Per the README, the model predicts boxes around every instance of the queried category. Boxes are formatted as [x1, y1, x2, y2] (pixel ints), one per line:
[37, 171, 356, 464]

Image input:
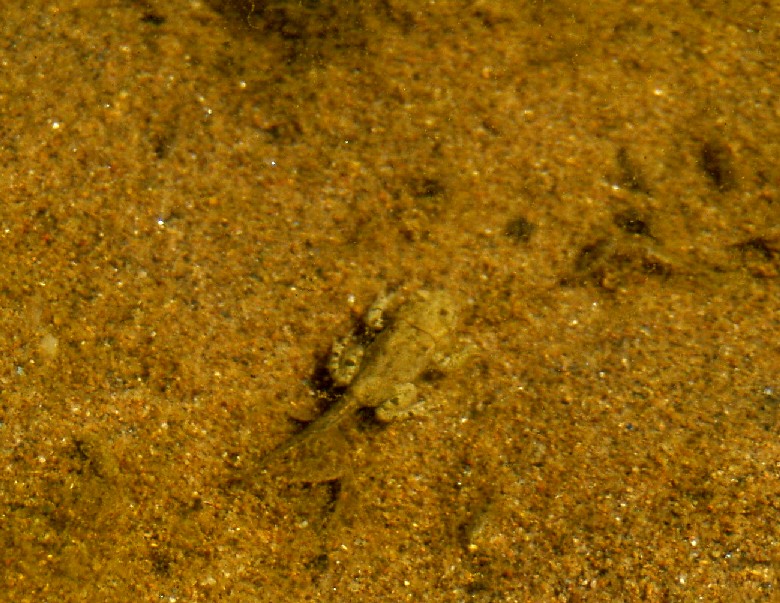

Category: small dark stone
[699, 140, 736, 191]
[733, 236, 777, 260]
[613, 210, 651, 237]
[141, 12, 166, 25]
[150, 549, 172, 576]
[504, 216, 535, 242]
[305, 553, 330, 572]
[574, 240, 608, 272]
[410, 177, 446, 198]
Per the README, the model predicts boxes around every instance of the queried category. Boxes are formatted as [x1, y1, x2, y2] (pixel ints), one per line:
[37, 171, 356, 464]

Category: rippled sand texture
[1, 1, 778, 600]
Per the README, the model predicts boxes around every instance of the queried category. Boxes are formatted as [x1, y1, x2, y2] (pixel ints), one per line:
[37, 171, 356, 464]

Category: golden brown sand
[1, 1, 778, 600]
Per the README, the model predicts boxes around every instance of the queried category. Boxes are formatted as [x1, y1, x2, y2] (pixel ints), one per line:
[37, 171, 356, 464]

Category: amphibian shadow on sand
[238, 289, 472, 528]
